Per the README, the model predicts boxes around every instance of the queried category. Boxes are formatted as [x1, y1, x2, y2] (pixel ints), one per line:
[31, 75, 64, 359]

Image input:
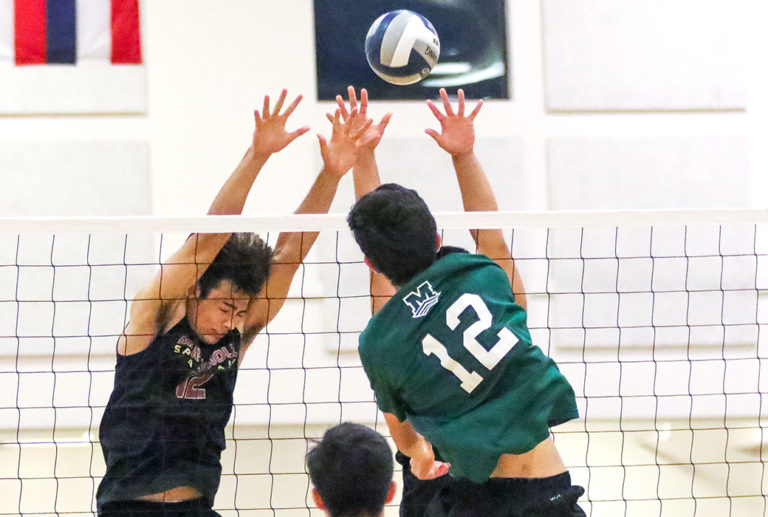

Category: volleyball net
[1, 210, 767, 516]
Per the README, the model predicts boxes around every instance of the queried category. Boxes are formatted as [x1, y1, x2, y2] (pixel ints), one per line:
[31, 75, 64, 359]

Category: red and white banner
[2, 0, 141, 65]
[0, 0, 145, 113]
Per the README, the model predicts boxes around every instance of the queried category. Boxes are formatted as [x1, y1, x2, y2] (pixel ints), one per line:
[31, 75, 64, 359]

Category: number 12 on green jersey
[421, 293, 518, 394]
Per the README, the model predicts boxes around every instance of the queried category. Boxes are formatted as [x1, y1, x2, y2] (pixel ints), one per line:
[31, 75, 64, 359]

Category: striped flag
[5, 0, 141, 66]
[0, 0, 144, 113]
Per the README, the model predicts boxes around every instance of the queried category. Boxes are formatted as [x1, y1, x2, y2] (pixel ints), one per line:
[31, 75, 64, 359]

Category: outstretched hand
[251, 89, 310, 156]
[330, 86, 392, 153]
[425, 88, 482, 158]
[318, 108, 374, 177]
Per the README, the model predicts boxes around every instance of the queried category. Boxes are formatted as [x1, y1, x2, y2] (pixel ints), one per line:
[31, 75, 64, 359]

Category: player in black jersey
[97, 90, 373, 516]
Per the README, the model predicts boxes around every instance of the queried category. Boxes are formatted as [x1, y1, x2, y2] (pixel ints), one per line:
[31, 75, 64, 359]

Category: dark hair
[306, 423, 394, 517]
[197, 233, 273, 298]
[347, 184, 437, 286]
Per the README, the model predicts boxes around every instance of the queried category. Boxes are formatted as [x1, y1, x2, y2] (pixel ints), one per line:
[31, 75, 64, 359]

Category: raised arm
[346, 89, 449, 479]
[425, 88, 526, 310]
[333, 87, 392, 200]
[242, 107, 373, 345]
[120, 90, 308, 356]
[334, 87, 396, 314]
[208, 90, 309, 216]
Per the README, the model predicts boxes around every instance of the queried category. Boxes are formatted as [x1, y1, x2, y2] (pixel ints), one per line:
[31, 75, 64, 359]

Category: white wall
[3, 0, 766, 218]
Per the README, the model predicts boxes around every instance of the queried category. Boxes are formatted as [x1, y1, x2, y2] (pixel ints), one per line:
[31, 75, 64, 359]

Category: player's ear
[435, 233, 442, 251]
[364, 256, 380, 273]
[311, 488, 326, 510]
[187, 283, 200, 299]
[385, 481, 397, 503]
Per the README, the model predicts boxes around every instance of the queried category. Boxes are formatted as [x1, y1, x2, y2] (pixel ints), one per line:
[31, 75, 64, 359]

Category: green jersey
[358, 252, 578, 483]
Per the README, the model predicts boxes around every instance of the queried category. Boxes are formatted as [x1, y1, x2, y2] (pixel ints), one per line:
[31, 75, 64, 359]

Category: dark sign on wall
[314, 0, 509, 100]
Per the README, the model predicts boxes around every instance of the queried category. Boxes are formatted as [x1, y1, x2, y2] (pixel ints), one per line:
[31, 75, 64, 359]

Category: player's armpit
[237, 329, 262, 366]
[117, 324, 154, 357]
[241, 322, 264, 349]
[117, 233, 230, 356]
[119, 281, 189, 356]
[239, 297, 271, 365]
[238, 256, 303, 364]
[479, 243, 527, 312]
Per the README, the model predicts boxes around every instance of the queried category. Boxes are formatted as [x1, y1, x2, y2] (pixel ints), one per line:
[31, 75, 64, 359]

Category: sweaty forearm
[397, 433, 432, 461]
[453, 152, 526, 304]
[273, 169, 342, 262]
[353, 152, 382, 200]
[452, 152, 504, 248]
[208, 148, 269, 216]
[452, 152, 498, 213]
[384, 413, 431, 459]
[293, 168, 342, 216]
[353, 151, 395, 313]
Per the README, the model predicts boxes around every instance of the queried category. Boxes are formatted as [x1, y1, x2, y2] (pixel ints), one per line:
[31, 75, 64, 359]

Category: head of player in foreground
[307, 422, 396, 517]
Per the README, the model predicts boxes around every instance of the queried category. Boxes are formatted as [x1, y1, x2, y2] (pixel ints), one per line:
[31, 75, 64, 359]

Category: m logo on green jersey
[403, 281, 441, 318]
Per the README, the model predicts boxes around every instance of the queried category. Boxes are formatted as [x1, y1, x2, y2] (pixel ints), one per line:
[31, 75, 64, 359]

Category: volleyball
[364, 10, 440, 85]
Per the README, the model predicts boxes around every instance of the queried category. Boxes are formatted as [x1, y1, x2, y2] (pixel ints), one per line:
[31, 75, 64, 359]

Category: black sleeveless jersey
[97, 317, 240, 508]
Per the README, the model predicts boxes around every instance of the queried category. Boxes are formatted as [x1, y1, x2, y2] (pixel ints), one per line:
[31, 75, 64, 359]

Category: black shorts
[397, 451, 455, 517]
[99, 498, 221, 517]
[397, 452, 585, 517]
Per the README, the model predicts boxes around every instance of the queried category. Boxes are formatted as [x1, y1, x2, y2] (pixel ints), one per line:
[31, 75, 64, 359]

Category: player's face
[189, 279, 250, 344]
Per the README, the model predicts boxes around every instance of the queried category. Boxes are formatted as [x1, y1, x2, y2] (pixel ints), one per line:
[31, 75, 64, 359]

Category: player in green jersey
[341, 87, 586, 516]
